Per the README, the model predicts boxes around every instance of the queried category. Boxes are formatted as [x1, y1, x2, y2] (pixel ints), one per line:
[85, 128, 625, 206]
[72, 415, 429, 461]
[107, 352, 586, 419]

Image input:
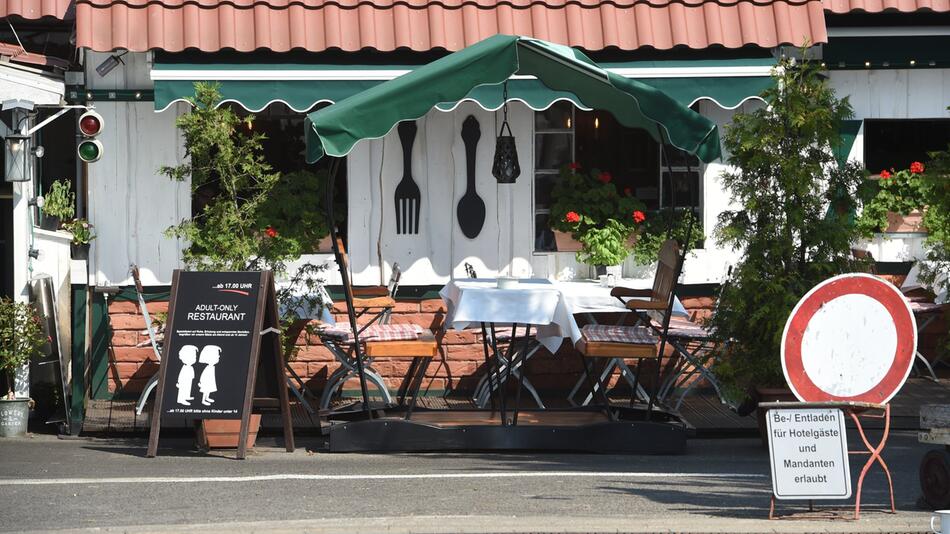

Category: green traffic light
[78, 140, 101, 162]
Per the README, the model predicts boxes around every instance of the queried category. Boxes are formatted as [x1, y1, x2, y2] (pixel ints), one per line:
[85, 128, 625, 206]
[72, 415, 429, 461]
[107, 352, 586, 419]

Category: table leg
[511, 324, 533, 426]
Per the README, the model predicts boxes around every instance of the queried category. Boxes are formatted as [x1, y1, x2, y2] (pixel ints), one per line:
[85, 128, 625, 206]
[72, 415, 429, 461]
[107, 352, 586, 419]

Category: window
[864, 119, 950, 174]
[533, 102, 702, 252]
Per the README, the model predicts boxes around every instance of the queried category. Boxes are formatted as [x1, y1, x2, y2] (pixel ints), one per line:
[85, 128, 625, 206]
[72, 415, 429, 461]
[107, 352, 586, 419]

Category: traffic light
[77, 110, 103, 163]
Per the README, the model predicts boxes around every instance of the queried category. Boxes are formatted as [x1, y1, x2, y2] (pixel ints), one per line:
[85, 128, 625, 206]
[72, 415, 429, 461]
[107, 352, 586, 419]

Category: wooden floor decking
[79, 377, 948, 435]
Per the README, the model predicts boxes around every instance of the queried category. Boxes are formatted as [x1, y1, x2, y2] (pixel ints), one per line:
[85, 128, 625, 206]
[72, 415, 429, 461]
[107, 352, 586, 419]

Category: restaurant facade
[4, 0, 949, 427]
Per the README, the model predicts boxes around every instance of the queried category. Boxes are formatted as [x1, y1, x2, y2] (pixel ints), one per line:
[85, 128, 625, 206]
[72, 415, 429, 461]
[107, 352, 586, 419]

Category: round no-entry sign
[781, 273, 917, 404]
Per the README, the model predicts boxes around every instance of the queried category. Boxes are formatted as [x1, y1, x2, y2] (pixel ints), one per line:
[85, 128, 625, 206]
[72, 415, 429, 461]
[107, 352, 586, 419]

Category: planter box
[197, 414, 261, 449]
[885, 210, 925, 233]
[553, 230, 582, 252]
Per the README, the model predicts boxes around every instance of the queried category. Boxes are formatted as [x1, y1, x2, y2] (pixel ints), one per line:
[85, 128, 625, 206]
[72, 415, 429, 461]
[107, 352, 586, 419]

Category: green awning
[152, 56, 773, 113]
[305, 35, 722, 164]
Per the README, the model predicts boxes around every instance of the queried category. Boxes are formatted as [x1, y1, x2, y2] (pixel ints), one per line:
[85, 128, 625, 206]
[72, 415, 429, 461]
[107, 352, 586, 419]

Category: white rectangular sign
[766, 408, 851, 500]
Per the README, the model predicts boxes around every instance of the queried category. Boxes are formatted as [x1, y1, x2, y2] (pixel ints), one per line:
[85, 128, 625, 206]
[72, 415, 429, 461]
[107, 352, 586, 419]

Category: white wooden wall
[86, 101, 190, 286]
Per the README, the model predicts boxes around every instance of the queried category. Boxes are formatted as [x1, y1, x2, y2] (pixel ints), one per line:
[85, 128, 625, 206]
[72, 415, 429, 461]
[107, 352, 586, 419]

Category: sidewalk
[0, 431, 936, 533]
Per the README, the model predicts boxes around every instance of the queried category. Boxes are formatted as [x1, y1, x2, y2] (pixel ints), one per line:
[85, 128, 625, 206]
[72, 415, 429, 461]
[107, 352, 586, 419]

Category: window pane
[864, 119, 950, 173]
[662, 171, 700, 209]
[661, 145, 700, 168]
[535, 134, 572, 170]
[534, 174, 557, 210]
[535, 102, 573, 130]
[535, 213, 556, 252]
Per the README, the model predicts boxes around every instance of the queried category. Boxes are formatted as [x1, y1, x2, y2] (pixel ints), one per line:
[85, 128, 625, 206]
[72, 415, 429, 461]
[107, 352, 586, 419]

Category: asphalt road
[0, 430, 938, 533]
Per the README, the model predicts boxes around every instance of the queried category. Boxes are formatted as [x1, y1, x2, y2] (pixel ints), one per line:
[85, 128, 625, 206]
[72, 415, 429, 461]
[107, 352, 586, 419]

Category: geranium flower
[879, 170, 891, 180]
[598, 171, 612, 184]
[910, 161, 925, 174]
[564, 211, 581, 224]
[264, 226, 278, 238]
[568, 162, 581, 171]
[632, 211, 646, 224]
[624, 187, 632, 196]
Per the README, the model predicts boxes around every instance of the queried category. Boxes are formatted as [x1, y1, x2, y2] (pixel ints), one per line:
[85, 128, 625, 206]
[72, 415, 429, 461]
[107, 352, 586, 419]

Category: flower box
[553, 230, 582, 252]
[196, 414, 262, 449]
[884, 210, 925, 233]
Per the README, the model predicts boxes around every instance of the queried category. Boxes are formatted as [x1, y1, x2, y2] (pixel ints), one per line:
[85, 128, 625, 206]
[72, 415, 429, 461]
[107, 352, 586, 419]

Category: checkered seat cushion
[580, 325, 658, 345]
[319, 323, 424, 343]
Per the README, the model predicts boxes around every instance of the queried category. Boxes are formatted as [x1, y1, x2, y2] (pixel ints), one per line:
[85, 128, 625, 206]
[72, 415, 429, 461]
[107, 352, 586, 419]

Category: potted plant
[549, 163, 647, 275]
[0, 298, 46, 437]
[709, 53, 866, 431]
[40, 179, 75, 231]
[856, 163, 928, 235]
[258, 168, 343, 254]
[62, 218, 96, 260]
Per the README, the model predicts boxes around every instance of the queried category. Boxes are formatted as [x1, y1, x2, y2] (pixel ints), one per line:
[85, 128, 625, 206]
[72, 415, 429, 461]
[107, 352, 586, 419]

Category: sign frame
[146, 270, 294, 459]
[766, 407, 852, 501]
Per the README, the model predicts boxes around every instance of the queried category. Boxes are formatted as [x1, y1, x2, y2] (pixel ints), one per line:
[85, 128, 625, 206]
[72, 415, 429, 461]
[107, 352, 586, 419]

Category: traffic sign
[767, 408, 851, 500]
[781, 273, 916, 404]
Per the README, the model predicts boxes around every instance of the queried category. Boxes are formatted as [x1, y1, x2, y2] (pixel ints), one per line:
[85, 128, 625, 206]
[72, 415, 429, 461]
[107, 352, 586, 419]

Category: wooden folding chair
[575, 239, 685, 420]
[320, 238, 438, 416]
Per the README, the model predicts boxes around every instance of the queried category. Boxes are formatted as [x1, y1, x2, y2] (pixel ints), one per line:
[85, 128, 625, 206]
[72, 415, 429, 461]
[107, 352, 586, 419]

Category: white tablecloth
[441, 279, 688, 354]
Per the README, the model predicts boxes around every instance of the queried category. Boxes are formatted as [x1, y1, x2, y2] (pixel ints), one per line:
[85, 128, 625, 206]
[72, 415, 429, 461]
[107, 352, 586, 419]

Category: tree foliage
[710, 55, 866, 400]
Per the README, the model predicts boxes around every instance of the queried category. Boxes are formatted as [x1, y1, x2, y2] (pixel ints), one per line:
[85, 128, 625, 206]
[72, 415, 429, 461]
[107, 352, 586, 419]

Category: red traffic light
[78, 111, 103, 137]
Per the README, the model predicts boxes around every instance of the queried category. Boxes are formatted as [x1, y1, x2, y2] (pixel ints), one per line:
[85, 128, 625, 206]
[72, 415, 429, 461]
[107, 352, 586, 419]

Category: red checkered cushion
[320, 323, 424, 343]
[581, 325, 657, 345]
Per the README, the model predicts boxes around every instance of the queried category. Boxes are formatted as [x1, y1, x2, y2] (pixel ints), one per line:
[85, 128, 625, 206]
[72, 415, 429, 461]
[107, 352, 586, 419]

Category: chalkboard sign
[147, 270, 294, 459]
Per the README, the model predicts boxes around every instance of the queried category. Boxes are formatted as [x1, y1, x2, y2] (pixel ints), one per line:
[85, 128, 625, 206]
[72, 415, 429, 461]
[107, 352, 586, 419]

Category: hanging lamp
[491, 82, 521, 184]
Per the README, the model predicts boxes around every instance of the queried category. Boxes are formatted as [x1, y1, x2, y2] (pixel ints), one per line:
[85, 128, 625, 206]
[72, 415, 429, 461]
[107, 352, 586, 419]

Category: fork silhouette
[395, 121, 421, 234]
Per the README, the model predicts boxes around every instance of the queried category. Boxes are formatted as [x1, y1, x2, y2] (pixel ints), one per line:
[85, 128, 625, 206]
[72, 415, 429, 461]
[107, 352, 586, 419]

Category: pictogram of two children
[176, 345, 221, 406]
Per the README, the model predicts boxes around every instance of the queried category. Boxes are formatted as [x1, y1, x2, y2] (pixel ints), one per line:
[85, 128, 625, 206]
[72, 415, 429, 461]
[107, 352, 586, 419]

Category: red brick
[294, 345, 337, 362]
[109, 314, 146, 330]
[440, 330, 477, 345]
[108, 301, 138, 314]
[446, 361, 478, 376]
[392, 301, 421, 313]
[445, 345, 486, 361]
[113, 347, 154, 363]
[111, 330, 139, 347]
[420, 300, 447, 313]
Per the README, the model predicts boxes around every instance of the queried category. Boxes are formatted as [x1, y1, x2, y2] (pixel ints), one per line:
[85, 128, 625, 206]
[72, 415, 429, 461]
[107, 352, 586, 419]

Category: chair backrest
[388, 263, 402, 296]
[652, 239, 680, 304]
[464, 262, 478, 278]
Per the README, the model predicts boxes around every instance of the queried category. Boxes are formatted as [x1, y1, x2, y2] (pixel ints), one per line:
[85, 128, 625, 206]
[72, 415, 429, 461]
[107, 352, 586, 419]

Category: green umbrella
[305, 34, 722, 164]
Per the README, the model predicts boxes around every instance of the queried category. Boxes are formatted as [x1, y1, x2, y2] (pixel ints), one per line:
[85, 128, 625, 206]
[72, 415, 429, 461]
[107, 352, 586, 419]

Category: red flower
[564, 211, 581, 224]
[598, 171, 612, 184]
[624, 187, 632, 196]
[264, 226, 278, 238]
[568, 162, 581, 171]
[632, 210, 646, 224]
[879, 170, 892, 180]
[910, 161, 925, 174]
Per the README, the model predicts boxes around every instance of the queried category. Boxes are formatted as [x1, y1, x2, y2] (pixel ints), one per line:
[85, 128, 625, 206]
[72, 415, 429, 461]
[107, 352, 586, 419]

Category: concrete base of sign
[760, 401, 896, 520]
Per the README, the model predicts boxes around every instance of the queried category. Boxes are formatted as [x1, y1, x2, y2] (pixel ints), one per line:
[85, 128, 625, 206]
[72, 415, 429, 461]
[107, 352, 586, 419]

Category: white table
[441, 278, 689, 414]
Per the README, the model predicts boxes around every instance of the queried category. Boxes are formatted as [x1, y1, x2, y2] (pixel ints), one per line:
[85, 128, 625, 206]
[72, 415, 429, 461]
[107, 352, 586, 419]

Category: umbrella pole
[325, 157, 373, 418]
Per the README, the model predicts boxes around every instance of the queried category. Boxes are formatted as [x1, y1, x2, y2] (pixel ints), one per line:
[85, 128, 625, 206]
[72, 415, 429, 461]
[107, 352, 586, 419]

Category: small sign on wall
[767, 408, 851, 500]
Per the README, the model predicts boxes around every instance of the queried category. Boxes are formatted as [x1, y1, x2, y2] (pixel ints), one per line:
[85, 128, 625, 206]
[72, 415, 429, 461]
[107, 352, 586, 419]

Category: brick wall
[103, 288, 947, 396]
[105, 295, 718, 395]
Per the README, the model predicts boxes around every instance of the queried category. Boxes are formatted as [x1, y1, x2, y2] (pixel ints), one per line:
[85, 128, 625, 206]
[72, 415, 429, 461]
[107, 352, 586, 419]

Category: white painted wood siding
[87, 101, 189, 286]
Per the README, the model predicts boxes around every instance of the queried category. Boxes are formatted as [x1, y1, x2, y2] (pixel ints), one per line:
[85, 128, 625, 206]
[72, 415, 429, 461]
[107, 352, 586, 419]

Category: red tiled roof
[823, 0, 949, 12]
[0, 41, 72, 68]
[76, 0, 828, 53]
[0, 0, 71, 18]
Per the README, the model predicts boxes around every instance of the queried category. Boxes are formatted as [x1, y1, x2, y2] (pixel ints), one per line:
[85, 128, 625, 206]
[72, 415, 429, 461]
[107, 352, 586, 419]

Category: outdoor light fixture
[491, 83, 521, 184]
[4, 134, 31, 182]
[95, 52, 127, 77]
